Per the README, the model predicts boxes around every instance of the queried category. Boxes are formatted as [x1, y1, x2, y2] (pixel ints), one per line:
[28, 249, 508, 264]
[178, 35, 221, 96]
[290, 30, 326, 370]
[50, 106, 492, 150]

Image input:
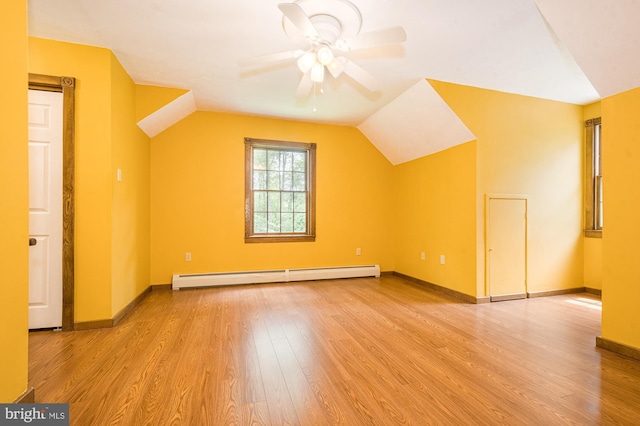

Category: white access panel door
[28, 89, 63, 329]
[487, 197, 527, 301]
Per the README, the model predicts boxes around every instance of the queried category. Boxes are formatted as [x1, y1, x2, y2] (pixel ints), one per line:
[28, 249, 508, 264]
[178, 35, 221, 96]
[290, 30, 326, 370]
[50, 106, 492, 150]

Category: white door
[28, 89, 63, 329]
[487, 197, 527, 301]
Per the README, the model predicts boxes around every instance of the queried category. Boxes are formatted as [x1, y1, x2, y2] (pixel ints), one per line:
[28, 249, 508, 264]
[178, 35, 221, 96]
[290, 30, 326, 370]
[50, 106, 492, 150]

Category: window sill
[245, 234, 316, 243]
[584, 229, 602, 239]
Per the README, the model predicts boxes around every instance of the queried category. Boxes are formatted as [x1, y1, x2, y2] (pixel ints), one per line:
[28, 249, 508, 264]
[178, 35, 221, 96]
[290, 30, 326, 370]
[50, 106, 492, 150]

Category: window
[585, 117, 602, 237]
[245, 138, 316, 243]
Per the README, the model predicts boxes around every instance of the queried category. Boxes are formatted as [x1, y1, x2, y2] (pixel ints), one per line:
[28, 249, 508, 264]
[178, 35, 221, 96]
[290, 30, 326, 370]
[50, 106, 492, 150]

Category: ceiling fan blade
[296, 71, 313, 98]
[343, 60, 379, 92]
[327, 56, 347, 78]
[238, 50, 303, 68]
[278, 3, 320, 41]
[339, 26, 407, 51]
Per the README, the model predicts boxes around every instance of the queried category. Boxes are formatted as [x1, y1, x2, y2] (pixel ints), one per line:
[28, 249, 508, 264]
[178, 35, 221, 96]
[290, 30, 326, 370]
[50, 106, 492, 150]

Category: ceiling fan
[239, 0, 407, 98]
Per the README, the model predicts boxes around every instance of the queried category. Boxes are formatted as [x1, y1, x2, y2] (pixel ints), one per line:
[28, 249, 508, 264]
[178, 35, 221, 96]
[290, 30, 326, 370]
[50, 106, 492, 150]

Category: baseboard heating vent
[172, 265, 380, 290]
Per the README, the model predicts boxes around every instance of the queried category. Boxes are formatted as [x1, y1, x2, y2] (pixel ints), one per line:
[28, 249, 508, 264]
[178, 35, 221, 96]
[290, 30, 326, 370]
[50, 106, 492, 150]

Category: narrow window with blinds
[244, 138, 316, 243]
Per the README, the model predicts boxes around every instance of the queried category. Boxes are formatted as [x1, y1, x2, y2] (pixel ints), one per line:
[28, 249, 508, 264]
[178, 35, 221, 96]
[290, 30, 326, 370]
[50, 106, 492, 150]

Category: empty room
[2, 0, 640, 424]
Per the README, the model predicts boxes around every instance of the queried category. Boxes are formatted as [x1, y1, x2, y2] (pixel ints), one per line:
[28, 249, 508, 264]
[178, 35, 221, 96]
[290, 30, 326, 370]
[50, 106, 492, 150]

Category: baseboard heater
[171, 264, 380, 290]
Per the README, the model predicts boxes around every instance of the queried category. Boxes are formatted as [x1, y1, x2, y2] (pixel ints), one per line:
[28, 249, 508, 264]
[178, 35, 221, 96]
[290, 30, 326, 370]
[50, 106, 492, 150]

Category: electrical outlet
[356, 248, 362, 256]
[440, 254, 445, 265]
[420, 252, 425, 261]
[185, 252, 192, 262]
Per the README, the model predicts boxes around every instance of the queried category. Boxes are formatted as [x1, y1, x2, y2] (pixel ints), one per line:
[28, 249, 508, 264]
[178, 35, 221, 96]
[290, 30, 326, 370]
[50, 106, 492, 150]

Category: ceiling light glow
[297, 52, 316, 73]
[310, 62, 325, 83]
[316, 46, 334, 66]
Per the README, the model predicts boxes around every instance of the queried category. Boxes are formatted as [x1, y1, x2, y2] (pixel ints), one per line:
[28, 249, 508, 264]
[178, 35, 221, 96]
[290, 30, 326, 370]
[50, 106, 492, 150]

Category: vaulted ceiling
[28, 0, 640, 164]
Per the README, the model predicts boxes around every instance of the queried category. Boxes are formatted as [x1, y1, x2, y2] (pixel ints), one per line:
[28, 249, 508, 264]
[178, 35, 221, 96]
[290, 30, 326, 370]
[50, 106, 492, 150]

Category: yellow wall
[135, 85, 189, 122]
[150, 111, 394, 284]
[583, 102, 601, 119]
[583, 101, 602, 290]
[583, 238, 602, 290]
[0, 0, 29, 402]
[29, 38, 113, 322]
[29, 38, 150, 322]
[111, 54, 151, 316]
[430, 81, 584, 296]
[601, 87, 640, 350]
[393, 141, 477, 296]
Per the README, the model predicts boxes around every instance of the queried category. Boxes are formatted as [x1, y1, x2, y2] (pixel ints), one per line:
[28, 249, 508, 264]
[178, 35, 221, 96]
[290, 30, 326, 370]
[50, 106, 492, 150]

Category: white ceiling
[27, 0, 640, 164]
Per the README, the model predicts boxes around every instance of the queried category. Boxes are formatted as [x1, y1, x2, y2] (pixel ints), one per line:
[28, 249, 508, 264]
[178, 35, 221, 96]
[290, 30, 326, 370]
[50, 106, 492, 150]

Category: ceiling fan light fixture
[244, 0, 405, 99]
[310, 62, 325, 83]
[316, 46, 334, 66]
[297, 51, 316, 73]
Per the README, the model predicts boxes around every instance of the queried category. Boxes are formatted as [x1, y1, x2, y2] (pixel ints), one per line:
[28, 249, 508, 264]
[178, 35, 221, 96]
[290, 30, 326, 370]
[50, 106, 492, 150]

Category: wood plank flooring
[29, 275, 640, 425]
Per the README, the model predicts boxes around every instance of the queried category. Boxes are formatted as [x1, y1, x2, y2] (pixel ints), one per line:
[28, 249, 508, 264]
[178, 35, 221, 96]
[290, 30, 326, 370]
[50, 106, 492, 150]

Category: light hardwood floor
[29, 275, 640, 425]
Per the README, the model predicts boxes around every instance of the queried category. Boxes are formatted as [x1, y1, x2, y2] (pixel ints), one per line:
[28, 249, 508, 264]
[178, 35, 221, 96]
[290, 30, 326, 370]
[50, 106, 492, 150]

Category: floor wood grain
[29, 276, 640, 425]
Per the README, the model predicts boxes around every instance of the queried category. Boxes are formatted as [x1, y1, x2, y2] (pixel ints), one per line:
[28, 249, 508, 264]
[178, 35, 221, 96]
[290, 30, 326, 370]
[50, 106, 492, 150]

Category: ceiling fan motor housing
[309, 14, 342, 44]
[282, 0, 363, 47]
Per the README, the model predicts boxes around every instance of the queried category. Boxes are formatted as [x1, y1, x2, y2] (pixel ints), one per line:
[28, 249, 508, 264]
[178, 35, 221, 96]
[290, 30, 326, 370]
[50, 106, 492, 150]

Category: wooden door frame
[485, 194, 528, 301]
[28, 73, 75, 331]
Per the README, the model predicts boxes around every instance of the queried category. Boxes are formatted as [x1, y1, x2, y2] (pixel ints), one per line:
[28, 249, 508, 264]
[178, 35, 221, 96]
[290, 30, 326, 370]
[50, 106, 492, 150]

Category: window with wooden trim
[245, 138, 316, 243]
[585, 117, 602, 237]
